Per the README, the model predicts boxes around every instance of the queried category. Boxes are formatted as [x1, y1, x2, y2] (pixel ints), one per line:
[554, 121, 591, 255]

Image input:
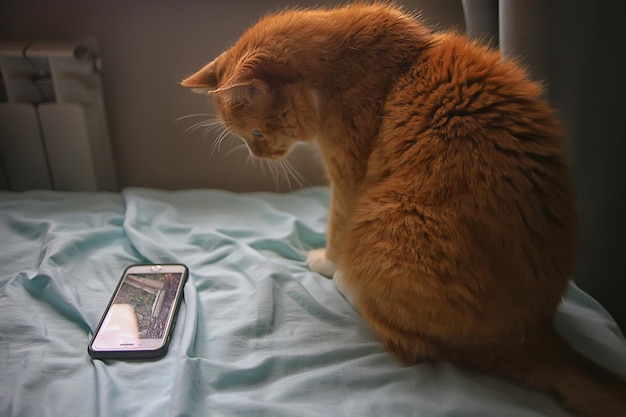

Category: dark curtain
[462, 0, 626, 331]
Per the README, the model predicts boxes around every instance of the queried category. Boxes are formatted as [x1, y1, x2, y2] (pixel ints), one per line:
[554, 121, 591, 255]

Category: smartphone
[88, 264, 188, 360]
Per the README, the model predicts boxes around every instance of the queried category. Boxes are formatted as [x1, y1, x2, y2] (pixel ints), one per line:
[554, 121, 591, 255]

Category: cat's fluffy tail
[457, 329, 626, 417]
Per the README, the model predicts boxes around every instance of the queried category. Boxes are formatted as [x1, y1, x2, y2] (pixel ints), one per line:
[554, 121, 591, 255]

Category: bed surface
[1, 186, 625, 417]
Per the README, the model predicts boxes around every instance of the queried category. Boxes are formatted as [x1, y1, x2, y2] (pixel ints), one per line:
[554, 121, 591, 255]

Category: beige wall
[1, 0, 464, 192]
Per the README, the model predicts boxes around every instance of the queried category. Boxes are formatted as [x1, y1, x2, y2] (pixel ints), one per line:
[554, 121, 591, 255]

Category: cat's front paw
[307, 248, 338, 277]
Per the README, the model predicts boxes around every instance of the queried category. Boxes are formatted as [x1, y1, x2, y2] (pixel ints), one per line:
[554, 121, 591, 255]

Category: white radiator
[0, 39, 116, 191]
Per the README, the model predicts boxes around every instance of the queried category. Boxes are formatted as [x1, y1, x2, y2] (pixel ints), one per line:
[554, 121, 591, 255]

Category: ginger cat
[181, 3, 626, 416]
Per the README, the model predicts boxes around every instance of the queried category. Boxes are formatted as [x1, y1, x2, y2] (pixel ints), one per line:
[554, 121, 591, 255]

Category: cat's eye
[253, 130, 263, 138]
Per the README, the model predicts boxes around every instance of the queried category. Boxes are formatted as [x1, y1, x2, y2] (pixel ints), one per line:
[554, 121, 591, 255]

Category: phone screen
[90, 264, 187, 357]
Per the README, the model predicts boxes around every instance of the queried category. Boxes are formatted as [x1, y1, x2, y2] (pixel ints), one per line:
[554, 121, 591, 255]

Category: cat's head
[181, 45, 320, 160]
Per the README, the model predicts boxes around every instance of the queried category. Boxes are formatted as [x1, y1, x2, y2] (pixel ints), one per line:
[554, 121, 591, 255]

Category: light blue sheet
[1, 187, 625, 417]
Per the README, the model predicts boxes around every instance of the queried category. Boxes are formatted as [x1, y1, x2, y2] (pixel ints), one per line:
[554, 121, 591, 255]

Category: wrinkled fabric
[0, 187, 624, 417]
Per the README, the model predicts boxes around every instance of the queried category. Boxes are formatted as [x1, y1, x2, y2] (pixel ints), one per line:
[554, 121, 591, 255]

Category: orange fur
[182, 3, 626, 416]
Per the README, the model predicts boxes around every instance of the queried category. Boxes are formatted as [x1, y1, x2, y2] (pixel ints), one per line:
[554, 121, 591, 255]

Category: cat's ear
[182, 55, 271, 102]
[210, 67, 269, 103]
[180, 59, 219, 93]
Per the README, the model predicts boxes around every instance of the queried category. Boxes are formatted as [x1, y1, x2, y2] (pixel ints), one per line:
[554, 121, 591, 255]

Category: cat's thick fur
[182, 3, 626, 415]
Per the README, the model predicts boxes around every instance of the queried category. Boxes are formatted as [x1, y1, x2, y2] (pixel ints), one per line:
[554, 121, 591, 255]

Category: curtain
[461, 0, 626, 331]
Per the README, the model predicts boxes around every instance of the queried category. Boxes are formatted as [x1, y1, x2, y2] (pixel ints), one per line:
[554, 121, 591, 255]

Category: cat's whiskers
[254, 154, 309, 192]
[175, 113, 213, 122]
[177, 114, 308, 192]
[209, 125, 238, 157]
[177, 113, 226, 136]
[200, 120, 230, 138]
[222, 143, 248, 158]
[278, 157, 309, 192]
[259, 159, 280, 191]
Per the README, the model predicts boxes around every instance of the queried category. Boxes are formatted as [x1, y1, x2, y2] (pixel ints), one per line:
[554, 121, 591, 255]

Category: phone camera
[151, 265, 162, 271]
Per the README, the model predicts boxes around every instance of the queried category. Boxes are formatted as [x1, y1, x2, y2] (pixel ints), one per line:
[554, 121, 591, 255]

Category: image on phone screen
[89, 264, 187, 359]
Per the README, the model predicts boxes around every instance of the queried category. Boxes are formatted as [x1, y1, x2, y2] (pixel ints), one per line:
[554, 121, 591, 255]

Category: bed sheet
[0, 187, 625, 417]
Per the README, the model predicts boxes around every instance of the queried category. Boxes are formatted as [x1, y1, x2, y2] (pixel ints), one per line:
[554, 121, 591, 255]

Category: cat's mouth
[242, 139, 288, 160]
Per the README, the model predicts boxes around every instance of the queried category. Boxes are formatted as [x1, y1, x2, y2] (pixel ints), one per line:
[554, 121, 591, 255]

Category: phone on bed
[88, 264, 188, 360]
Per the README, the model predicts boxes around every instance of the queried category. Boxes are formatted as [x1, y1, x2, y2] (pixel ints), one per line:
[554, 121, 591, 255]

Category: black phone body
[88, 264, 188, 360]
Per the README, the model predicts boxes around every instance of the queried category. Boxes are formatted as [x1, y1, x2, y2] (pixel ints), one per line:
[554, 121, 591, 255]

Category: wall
[0, 0, 465, 192]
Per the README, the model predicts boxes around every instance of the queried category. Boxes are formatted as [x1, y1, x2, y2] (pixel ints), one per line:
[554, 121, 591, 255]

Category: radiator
[0, 39, 116, 191]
